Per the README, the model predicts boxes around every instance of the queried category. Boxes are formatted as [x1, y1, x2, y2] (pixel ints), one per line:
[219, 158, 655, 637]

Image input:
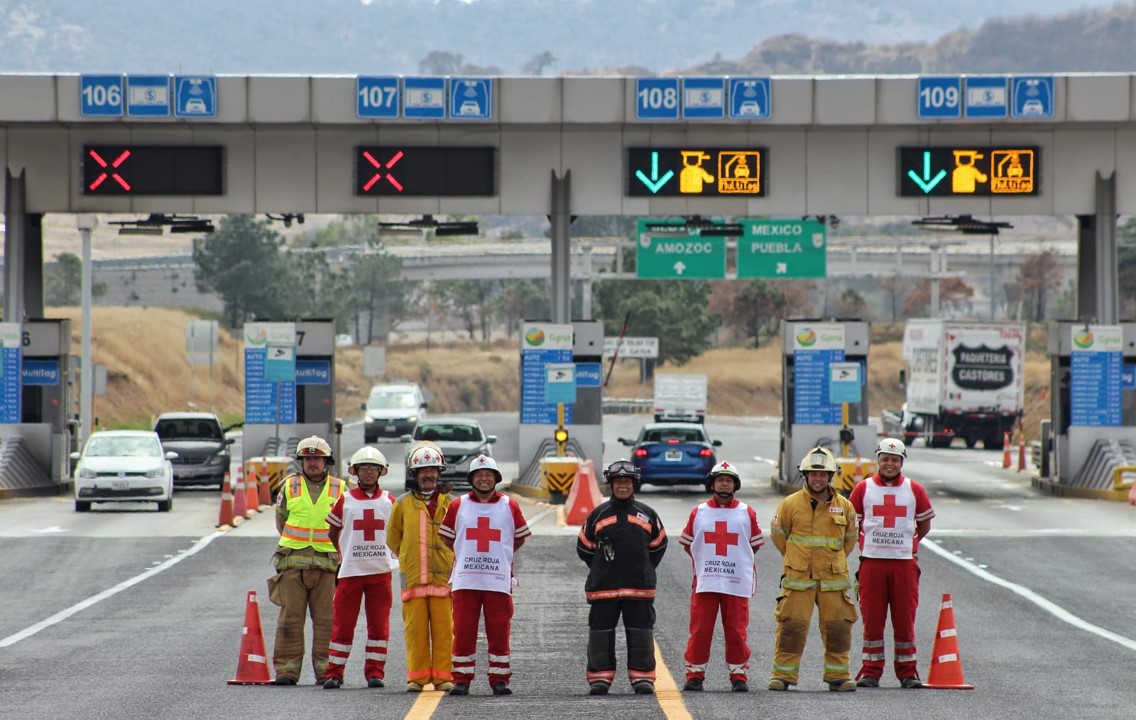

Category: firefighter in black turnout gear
[576, 459, 668, 695]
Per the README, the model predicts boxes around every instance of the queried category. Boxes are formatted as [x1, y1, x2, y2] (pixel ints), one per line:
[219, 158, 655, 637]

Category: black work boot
[682, 677, 703, 692]
[322, 677, 341, 690]
[448, 683, 469, 696]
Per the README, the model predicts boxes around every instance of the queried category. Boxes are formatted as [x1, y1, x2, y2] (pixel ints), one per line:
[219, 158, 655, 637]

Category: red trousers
[451, 589, 514, 687]
[683, 591, 750, 682]
[857, 557, 921, 681]
[325, 573, 393, 681]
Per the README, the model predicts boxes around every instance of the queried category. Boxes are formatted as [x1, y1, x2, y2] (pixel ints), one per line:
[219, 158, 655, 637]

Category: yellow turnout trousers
[402, 595, 453, 686]
[771, 586, 858, 684]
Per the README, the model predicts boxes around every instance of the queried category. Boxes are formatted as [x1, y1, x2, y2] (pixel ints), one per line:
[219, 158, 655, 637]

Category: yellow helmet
[799, 446, 838, 474]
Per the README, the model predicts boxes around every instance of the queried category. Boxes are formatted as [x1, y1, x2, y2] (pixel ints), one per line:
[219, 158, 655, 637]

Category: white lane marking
[922, 539, 1136, 652]
[931, 528, 1136, 538]
[32, 526, 68, 533]
[526, 508, 555, 526]
[0, 530, 225, 648]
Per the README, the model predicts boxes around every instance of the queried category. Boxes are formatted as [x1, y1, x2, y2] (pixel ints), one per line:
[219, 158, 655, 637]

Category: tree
[594, 280, 720, 365]
[709, 279, 788, 347]
[879, 274, 911, 321]
[192, 215, 296, 329]
[835, 288, 868, 318]
[521, 51, 556, 76]
[418, 51, 464, 75]
[494, 280, 550, 337]
[45, 252, 105, 306]
[429, 280, 500, 341]
[903, 277, 974, 318]
[1118, 217, 1136, 318]
[1016, 249, 1063, 322]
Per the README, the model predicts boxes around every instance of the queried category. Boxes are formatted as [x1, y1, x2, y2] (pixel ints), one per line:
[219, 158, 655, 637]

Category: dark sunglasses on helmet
[604, 460, 640, 480]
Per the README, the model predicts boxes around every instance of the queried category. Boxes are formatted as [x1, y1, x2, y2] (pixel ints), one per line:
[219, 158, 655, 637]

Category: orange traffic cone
[1002, 433, 1012, 468]
[228, 590, 273, 685]
[244, 465, 259, 518]
[258, 459, 271, 508]
[1017, 436, 1027, 472]
[232, 466, 248, 521]
[923, 593, 975, 689]
[217, 470, 235, 529]
[566, 460, 603, 525]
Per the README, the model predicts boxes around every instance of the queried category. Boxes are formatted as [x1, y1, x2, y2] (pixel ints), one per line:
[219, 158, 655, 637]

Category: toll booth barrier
[834, 456, 877, 494]
[540, 455, 579, 504]
[245, 456, 295, 503]
[776, 319, 873, 494]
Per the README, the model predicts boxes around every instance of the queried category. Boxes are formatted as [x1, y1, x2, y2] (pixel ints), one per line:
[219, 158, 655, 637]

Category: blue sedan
[617, 422, 722, 487]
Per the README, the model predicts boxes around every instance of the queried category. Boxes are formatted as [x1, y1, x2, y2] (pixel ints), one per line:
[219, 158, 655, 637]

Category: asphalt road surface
[2, 414, 1134, 719]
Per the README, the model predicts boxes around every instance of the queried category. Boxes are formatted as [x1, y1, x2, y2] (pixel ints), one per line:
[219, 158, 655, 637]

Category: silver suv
[153, 412, 241, 487]
[362, 383, 428, 443]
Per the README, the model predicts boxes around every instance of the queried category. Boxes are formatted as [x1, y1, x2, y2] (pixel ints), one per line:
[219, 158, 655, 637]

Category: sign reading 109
[917, 77, 962, 119]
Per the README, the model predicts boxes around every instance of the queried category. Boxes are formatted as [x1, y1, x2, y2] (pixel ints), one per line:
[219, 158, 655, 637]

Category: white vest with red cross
[338, 488, 399, 578]
[861, 477, 917, 559]
[449, 497, 515, 594]
[689, 502, 756, 598]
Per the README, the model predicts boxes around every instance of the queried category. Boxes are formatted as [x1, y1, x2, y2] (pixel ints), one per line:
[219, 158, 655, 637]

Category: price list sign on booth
[792, 324, 845, 425]
[244, 323, 298, 425]
[520, 324, 574, 425]
[1069, 325, 1123, 427]
[0, 324, 21, 423]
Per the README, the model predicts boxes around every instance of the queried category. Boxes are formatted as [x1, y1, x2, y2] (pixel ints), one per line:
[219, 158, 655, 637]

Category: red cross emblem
[87, 148, 131, 192]
[466, 515, 502, 552]
[703, 520, 739, 556]
[353, 508, 386, 541]
[871, 494, 908, 528]
[361, 150, 404, 192]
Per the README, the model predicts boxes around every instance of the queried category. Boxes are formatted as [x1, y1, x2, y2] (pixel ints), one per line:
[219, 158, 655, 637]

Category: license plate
[665, 450, 682, 462]
[385, 424, 396, 432]
[112, 480, 130, 491]
[176, 469, 193, 479]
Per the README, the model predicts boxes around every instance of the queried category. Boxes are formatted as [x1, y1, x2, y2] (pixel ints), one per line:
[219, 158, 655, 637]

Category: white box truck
[653, 374, 708, 424]
[900, 320, 1026, 449]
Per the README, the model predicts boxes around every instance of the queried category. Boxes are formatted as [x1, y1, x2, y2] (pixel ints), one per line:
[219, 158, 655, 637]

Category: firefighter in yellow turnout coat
[767, 447, 859, 692]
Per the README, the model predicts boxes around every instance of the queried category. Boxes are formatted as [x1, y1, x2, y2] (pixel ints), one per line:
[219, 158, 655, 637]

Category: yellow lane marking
[653, 641, 693, 720]
[402, 688, 444, 720]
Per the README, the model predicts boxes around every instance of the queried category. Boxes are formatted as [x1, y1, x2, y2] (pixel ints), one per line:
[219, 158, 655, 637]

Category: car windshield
[642, 427, 706, 443]
[368, 391, 418, 410]
[86, 436, 162, 458]
[416, 424, 481, 442]
[155, 419, 221, 440]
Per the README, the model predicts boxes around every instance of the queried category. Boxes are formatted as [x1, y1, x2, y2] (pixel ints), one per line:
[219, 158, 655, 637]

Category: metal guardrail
[602, 398, 653, 415]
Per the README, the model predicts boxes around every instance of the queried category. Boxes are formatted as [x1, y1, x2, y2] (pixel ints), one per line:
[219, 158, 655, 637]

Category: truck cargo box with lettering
[900, 320, 1025, 449]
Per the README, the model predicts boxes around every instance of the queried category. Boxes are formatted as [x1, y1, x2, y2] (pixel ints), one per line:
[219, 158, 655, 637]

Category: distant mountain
[0, 0, 1127, 76]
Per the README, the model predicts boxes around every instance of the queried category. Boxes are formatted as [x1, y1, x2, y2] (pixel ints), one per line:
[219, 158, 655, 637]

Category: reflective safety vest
[279, 473, 345, 552]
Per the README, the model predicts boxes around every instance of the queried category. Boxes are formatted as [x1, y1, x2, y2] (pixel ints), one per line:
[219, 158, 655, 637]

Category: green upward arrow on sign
[736, 219, 827, 279]
[635, 219, 727, 279]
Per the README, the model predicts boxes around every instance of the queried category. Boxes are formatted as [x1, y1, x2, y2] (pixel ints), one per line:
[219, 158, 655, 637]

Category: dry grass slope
[51, 308, 1052, 440]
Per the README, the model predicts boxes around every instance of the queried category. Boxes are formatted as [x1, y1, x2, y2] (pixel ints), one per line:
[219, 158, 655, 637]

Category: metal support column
[3, 170, 26, 321]
[23, 213, 45, 319]
[1075, 171, 1118, 323]
[78, 214, 98, 445]
[549, 170, 572, 324]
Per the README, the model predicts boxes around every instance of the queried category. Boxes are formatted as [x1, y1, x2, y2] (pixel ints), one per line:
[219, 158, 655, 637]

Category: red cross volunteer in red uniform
[848, 438, 935, 689]
[439, 454, 530, 696]
[679, 461, 764, 693]
[322, 446, 399, 689]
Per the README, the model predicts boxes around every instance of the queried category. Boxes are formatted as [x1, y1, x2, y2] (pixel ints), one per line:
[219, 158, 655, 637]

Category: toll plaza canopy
[1, 73, 1136, 216]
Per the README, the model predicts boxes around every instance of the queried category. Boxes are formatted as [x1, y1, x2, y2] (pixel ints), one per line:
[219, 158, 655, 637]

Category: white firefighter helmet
[296, 435, 332, 460]
[348, 446, 389, 472]
[705, 460, 741, 492]
[408, 444, 446, 474]
[467, 454, 502, 484]
[799, 446, 839, 474]
[875, 437, 908, 460]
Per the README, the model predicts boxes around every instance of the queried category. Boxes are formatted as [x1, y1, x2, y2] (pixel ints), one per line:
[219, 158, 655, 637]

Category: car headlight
[77, 467, 97, 479]
[207, 454, 227, 466]
[145, 468, 166, 479]
[407, 416, 418, 424]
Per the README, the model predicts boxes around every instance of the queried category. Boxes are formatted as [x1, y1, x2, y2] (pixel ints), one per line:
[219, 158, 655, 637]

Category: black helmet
[603, 459, 641, 491]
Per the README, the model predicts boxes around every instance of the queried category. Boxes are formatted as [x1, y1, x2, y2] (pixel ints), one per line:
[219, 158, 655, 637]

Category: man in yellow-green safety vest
[269, 435, 345, 686]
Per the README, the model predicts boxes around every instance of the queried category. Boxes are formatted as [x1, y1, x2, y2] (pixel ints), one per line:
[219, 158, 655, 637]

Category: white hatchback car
[72, 430, 177, 512]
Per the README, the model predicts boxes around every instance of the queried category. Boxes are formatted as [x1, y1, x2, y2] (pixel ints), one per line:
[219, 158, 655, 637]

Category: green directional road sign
[635, 219, 727, 279]
[736, 218, 826, 279]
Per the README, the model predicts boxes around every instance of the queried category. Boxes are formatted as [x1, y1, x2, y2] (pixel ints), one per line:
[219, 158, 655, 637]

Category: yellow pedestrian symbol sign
[679, 151, 714, 193]
[951, 150, 987, 193]
[718, 151, 762, 194]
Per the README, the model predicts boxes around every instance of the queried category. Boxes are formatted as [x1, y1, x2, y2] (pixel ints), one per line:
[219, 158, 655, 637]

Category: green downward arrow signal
[635, 151, 675, 193]
[907, 151, 947, 193]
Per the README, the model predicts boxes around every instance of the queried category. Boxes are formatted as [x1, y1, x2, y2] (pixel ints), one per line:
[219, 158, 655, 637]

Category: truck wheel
[964, 434, 978, 449]
[931, 435, 952, 449]
[986, 433, 1005, 451]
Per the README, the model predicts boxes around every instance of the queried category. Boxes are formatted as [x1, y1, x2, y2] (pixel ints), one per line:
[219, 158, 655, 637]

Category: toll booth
[241, 319, 338, 463]
[1039, 322, 1136, 498]
[514, 320, 604, 497]
[776, 319, 873, 493]
[0, 319, 75, 487]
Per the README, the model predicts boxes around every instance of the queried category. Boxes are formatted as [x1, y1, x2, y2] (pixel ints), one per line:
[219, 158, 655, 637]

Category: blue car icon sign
[184, 98, 207, 114]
